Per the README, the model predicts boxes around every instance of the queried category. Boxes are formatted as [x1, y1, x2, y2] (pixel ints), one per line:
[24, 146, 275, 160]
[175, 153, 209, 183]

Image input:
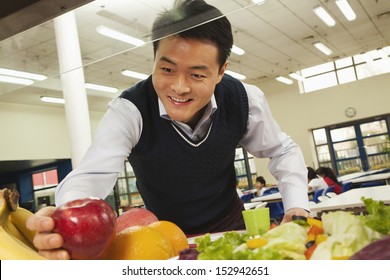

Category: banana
[3, 218, 34, 248]
[10, 207, 36, 246]
[0, 188, 46, 260]
[0, 226, 45, 260]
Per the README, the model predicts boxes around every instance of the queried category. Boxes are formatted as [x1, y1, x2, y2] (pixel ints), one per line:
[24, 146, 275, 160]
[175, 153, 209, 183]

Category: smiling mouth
[169, 96, 192, 103]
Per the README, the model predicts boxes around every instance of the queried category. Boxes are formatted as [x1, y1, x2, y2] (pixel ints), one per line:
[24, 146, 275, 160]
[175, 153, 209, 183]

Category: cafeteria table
[251, 189, 314, 203]
[343, 172, 390, 185]
[251, 192, 282, 203]
[309, 185, 390, 217]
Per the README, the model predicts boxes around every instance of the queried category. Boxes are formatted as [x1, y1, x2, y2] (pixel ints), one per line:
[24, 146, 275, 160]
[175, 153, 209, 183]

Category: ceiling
[0, 0, 390, 112]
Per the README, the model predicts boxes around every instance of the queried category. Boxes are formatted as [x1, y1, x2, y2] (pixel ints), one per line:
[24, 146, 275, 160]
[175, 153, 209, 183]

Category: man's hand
[281, 207, 309, 224]
[26, 206, 70, 260]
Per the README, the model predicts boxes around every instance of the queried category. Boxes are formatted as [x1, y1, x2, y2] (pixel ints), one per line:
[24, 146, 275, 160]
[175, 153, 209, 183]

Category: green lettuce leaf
[361, 197, 390, 234]
[310, 211, 383, 260]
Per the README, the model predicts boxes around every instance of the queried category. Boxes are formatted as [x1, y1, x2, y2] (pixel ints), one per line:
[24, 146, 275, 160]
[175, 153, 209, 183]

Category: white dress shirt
[55, 81, 309, 212]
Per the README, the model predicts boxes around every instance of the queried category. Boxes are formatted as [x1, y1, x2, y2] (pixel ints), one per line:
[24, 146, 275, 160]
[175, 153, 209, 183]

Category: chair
[341, 182, 352, 193]
[262, 187, 279, 196]
[324, 186, 334, 195]
[312, 189, 324, 203]
[267, 201, 284, 222]
[261, 187, 284, 221]
[240, 193, 254, 203]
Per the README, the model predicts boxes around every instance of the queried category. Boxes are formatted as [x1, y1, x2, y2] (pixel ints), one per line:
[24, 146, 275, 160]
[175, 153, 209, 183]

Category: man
[27, 0, 309, 259]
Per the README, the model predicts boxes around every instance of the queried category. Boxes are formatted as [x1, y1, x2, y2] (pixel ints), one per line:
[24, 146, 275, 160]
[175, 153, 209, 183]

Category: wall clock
[345, 107, 356, 117]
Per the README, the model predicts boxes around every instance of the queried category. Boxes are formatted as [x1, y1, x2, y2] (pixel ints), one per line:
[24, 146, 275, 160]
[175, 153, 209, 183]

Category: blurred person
[307, 167, 328, 193]
[316, 167, 342, 194]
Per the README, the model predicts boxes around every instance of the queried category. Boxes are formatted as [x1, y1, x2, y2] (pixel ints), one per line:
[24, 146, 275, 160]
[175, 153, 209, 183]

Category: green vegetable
[310, 211, 383, 260]
[361, 197, 390, 235]
[194, 224, 307, 260]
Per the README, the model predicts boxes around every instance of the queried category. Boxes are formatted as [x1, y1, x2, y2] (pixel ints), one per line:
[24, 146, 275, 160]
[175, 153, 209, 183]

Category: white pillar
[53, 11, 91, 168]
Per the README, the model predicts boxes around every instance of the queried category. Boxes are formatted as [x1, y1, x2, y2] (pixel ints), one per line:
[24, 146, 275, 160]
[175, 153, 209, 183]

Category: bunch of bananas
[0, 188, 46, 260]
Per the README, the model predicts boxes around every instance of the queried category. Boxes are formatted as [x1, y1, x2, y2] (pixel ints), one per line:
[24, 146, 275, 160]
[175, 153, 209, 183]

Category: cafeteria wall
[0, 72, 389, 186]
[253, 72, 390, 185]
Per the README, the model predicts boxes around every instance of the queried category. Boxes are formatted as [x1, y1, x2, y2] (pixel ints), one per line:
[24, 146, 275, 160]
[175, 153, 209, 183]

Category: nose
[170, 74, 190, 94]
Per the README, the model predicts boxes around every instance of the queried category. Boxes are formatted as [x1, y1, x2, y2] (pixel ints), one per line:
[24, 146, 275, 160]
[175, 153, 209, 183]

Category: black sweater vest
[120, 74, 248, 233]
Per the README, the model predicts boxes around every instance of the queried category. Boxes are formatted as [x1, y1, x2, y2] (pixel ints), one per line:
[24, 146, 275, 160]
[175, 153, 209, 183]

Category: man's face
[152, 36, 226, 126]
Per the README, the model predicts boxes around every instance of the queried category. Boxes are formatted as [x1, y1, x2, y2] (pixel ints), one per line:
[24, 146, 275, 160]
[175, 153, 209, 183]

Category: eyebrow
[159, 56, 210, 71]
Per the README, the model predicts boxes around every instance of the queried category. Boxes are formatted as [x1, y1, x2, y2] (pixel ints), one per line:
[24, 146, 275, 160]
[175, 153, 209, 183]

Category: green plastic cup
[242, 208, 270, 235]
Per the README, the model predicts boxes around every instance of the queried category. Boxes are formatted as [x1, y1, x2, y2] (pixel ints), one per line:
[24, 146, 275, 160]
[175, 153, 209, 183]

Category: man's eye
[192, 73, 205, 79]
[161, 67, 172, 73]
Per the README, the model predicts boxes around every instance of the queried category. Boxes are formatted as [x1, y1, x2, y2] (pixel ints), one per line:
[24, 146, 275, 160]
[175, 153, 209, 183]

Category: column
[53, 11, 91, 168]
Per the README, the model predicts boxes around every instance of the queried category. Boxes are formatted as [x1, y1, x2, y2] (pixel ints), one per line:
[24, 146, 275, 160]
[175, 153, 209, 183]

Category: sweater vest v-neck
[120, 74, 248, 233]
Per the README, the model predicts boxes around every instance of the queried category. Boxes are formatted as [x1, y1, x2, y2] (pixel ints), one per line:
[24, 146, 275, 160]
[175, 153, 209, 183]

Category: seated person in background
[255, 176, 267, 196]
[236, 180, 244, 197]
[316, 167, 342, 194]
[307, 167, 328, 193]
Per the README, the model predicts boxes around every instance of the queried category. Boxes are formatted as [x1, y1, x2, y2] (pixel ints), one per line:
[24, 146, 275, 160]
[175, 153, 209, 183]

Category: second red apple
[116, 207, 158, 233]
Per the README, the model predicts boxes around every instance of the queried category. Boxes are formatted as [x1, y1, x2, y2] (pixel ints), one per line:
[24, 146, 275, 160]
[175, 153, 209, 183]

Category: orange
[148, 220, 189, 256]
[106, 225, 174, 260]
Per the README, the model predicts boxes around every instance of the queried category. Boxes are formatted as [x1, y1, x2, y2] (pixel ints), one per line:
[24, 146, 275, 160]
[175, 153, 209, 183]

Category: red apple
[116, 207, 158, 233]
[52, 197, 117, 260]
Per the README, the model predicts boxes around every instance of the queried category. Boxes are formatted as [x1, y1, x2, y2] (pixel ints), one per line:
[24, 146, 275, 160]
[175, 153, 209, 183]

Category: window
[115, 160, 143, 211]
[299, 46, 390, 93]
[32, 169, 59, 209]
[312, 115, 390, 175]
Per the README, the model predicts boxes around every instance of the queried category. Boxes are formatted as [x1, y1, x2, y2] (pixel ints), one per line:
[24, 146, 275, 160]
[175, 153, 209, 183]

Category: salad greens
[310, 211, 383, 260]
[191, 198, 390, 260]
[360, 197, 390, 235]
[194, 223, 306, 260]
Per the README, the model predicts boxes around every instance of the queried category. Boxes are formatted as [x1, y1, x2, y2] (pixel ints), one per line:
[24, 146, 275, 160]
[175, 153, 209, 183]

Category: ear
[217, 61, 228, 83]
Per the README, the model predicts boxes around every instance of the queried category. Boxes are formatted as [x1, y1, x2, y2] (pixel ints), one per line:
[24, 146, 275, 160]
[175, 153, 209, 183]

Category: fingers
[26, 206, 70, 259]
[33, 231, 64, 250]
[38, 249, 70, 260]
[26, 206, 57, 233]
[281, 207, 309, 224]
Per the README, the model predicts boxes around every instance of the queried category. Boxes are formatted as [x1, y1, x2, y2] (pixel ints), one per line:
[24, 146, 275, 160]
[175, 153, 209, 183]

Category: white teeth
[170, 96, 189, 103]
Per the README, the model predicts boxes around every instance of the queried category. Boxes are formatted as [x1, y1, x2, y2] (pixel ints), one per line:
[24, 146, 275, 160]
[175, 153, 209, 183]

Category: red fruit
[116, 207, 158, 233]
[52, 197, 117, 260]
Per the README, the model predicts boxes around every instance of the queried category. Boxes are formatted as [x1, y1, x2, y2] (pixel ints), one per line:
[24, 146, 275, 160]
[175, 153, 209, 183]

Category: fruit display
[52, 197, 117, 260]
[0, 188, 45, 260]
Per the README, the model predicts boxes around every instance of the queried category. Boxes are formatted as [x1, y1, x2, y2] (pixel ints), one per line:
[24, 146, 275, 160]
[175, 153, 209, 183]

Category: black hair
[307, 167, 318, 180]
[151, 0, 233, 68]
[316, 167, 340, 185]
[256, 176, 266, 185]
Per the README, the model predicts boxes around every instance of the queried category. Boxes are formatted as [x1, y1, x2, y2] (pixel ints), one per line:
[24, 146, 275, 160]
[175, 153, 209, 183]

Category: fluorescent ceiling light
[313, 6, 336, 27]
[0, 68, 47, 81]
[85, 83, 118, 93]
[0, 74, 34, 85]
[40, 96, 65, 104]
[121, 70, 149, 80]
[251, 0, 266, 4]
[314, 42, 333, 56]
[225, 70, 246, 80]
[231, 45, 245, 55]
[335, 0, 356, 21]
[96, 25, 145, 47]
[275, 76, 293, 85]
[289, 72, 305, 81]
